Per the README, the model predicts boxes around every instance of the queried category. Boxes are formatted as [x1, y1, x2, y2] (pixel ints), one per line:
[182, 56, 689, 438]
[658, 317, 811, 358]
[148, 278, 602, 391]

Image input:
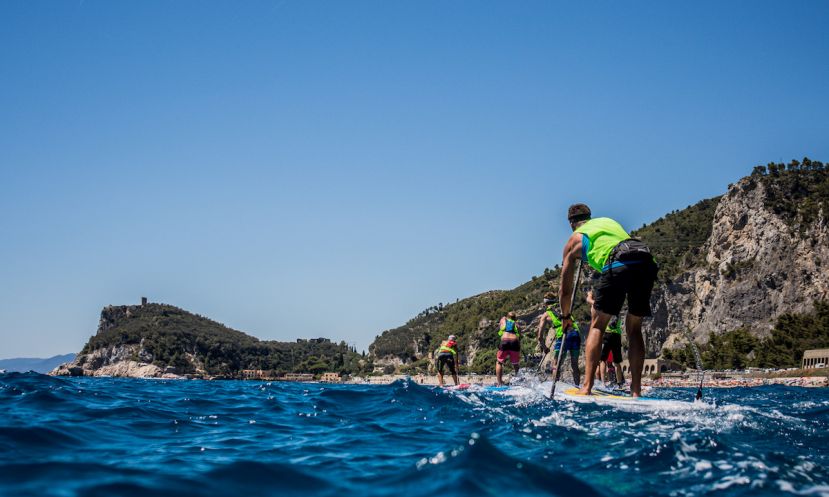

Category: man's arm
[558, 233, 583, 329]
[536, 314, 550, 351]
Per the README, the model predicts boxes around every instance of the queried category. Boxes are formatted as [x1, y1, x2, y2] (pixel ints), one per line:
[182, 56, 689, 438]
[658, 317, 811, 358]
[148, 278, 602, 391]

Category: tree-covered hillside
[753, 157, 829, 231]
[369, 271, 591, 368]
[663, 301, 829, 370]
[83, 303, 370, 376]
[631, 197, 721, 282]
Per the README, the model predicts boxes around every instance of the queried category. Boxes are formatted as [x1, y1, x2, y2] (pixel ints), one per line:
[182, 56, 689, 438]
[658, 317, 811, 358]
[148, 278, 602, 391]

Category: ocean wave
[0, 373, 826, 496]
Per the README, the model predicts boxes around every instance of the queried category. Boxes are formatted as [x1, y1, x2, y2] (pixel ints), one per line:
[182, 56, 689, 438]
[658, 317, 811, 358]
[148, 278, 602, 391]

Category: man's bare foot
[577, 387, 591, 396]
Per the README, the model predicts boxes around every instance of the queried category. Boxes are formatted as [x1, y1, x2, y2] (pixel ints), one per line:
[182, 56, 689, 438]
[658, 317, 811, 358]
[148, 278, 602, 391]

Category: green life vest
[546, 308, 579, 340]
[499, 318, 520, 338]
[546, 308, 564, 340]
[574, 217, 630, 272]
[607, 317, 623, 335]
[438, 340, 457, 357]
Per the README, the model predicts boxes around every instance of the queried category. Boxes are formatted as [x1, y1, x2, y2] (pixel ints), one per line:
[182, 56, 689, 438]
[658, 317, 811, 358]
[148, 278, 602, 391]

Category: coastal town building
[802, 349, 829, 369]
[620, 358, 683, 376]
[281, 373, 315, 382]
[320, 372, 341, 383]
[241, 369, 272, 380]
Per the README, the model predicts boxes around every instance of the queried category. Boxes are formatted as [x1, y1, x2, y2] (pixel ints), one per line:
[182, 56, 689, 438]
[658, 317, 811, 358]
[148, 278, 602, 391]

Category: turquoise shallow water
[1, 372, 827, 497]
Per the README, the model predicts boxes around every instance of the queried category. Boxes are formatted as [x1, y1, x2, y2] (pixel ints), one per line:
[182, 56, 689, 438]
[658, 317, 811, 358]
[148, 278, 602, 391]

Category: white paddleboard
[554, 382, 704, 410]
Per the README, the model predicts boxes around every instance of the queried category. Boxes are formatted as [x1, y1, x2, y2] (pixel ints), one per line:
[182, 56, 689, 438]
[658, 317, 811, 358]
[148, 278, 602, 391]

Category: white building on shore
[802, 349, 829, 369]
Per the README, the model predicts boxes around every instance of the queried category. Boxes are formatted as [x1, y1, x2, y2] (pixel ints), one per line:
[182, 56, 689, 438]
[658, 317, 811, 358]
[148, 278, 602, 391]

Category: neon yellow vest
[607, 318, 623, 335]
[438, 340, 457, 357]
[499, 319, 519, 338]
[546, 308, 564, 340]
[546, 308, 579, 340]
[574, 217, 630, 272]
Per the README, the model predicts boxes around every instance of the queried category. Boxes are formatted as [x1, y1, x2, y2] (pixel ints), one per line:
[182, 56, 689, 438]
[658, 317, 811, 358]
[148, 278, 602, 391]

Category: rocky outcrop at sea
[50, 344, 180, 378]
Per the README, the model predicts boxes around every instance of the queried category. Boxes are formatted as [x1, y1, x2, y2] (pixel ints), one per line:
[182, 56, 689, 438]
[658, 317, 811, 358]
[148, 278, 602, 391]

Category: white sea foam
[777, 481, 829, 496]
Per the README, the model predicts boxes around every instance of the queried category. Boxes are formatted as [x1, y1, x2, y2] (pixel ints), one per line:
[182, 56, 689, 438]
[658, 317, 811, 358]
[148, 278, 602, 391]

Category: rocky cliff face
[648, 175, 829, 354]
[50, 344, 175, 378]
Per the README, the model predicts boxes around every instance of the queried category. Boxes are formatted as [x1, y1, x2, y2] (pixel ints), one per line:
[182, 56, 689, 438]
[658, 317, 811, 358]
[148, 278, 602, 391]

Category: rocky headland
[52, 303, 368, 378]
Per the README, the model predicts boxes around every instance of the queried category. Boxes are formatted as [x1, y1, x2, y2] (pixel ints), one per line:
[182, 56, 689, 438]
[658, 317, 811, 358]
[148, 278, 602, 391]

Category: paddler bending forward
[435, 334, 459, 387]
[536, 292, 581, 386]
[558, 203, 658, 397]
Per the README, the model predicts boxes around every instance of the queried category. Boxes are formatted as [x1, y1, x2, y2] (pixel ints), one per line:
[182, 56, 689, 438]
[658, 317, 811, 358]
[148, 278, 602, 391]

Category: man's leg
[598, 361, 606, 384]
[625, 313, 645, 397]
[570, 352, 580, 387]
[496, 361, 504, 386]
[579, 312, 612, 395]
[451, 363, 459, 385]
[614, 361, 625, 384]
[438, 358, 446, 386]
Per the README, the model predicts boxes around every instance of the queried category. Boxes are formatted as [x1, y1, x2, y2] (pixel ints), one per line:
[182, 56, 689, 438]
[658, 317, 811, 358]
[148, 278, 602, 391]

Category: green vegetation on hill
[752, 158, 828, 231]
[753, 300, 829, 368]
[664, 301, 829, 370]
[370, 267, 594, 374]
[82, 304, 370, 376]
[631, 197, 721, 281]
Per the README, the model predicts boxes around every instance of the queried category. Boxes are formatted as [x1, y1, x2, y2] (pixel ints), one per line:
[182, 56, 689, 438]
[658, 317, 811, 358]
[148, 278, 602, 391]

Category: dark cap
[567, 203, 591, 223]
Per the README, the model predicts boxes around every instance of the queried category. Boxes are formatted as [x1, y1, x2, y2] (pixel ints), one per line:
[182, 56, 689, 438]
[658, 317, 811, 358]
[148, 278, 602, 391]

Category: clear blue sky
[2, 0, 828, 358]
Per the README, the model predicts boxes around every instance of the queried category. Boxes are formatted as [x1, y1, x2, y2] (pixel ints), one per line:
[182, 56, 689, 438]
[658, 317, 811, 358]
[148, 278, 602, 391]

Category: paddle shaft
[550, 261, 582, 398]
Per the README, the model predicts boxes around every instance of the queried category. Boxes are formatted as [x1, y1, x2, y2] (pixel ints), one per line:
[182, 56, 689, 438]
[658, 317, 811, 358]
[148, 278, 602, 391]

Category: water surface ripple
[1, 372, 827, 496]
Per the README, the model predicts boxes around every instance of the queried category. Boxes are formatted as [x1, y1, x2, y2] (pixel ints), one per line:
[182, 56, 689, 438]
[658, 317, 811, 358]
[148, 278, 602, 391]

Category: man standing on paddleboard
[435, 334, 459, 387]
[537, 292, 581, 386]
[496, 312, 521, 386]
[558, 204, 658, 397]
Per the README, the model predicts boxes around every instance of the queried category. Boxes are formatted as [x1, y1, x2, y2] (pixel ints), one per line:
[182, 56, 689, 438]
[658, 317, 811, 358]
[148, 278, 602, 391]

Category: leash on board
[550, 260, 582, 399]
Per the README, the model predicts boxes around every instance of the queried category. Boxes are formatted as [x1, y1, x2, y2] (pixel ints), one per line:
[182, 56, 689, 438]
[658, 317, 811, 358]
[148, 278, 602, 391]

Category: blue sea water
[1, 373, 827, 497]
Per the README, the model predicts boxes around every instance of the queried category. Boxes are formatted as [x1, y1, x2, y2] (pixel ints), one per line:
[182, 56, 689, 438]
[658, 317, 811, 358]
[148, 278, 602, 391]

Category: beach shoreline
[339, 373, 829, 388]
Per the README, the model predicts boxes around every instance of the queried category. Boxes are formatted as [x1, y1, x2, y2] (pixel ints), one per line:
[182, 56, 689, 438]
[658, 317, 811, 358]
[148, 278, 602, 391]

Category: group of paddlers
[435, 204, 658, 397]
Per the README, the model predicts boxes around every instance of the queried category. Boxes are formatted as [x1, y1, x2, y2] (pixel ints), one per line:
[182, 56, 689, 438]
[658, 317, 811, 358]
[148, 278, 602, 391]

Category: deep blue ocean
[1, 372, 827, 497]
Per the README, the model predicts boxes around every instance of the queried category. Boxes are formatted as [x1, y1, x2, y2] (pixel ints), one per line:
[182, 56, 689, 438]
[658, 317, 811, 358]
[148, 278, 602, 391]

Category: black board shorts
[437, 353, 456, 374]
[498, 339, 521, 352]
[594, 254, 658, 317]
[600, 332, 622, 362]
